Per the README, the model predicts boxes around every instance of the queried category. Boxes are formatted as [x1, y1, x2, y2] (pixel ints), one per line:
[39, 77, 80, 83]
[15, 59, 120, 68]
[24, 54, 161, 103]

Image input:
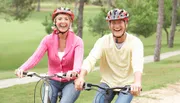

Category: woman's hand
[66, 70, 78, 79]
[14, 69, 25, 78]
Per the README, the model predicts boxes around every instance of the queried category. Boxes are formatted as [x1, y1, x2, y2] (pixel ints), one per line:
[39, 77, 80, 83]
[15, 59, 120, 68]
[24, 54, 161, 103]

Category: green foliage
[177, 7, 180, 26]
[58, 0, 89, 4]
[163, 0, 172, 29]
[87, 8, 110, 37]
[72, 16, 78, 33]
[116, 0, 157, 38]
[88, 0, 161, 38]
[42, 14, 53, 34]
[91, 0, 103, 6]
[0, 0, 35, 21]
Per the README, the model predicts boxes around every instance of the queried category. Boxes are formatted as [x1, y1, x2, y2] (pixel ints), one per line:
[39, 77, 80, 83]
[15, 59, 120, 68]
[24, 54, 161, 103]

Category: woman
[15, 7, 84, 103]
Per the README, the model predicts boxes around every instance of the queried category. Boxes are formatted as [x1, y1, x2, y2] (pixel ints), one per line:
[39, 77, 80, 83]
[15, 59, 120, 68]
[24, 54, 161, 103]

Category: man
[75, 8, 144, 103]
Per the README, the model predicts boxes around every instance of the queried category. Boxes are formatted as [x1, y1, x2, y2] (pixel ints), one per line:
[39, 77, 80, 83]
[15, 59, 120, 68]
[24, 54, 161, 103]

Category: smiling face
[54, 13, 72, 33]
[109, 19, 127, 37]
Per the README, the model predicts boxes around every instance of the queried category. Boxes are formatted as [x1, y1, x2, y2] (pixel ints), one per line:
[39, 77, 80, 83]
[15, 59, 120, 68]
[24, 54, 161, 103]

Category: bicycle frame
[43, 80, 50, 103]
[24, 72, 67, 103]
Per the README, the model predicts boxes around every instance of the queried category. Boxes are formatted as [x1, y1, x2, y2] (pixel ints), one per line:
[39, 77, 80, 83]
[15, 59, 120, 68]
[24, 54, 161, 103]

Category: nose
[61, 19, 66, 23]
[113, 24, 120, 29]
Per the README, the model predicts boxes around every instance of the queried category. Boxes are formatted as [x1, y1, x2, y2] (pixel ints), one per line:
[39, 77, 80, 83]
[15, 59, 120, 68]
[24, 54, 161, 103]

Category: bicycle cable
[40, 81, 43, 102]
[33, 79, 42, 103]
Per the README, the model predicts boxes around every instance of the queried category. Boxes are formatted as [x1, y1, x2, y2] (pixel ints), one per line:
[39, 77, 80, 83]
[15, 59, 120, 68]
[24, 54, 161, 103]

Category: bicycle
[83, 82, 133, 103]
[23, 71, 78, 103]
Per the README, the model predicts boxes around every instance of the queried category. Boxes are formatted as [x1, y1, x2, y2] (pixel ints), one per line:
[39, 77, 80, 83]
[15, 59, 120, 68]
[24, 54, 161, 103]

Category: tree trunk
[37, 0, 40, 12]
[107, 0, 116, 8]
[74, 0, 79, 16]
[77, 0, 84, 38]
[154, 0, 164, 62]
[168, 0, 178, 48]
[163, 27, 169, 45]
[15, 3, 18, 14]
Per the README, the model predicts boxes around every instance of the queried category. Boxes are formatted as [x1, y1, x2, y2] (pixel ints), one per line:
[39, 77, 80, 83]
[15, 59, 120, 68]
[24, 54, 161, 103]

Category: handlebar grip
[23, 71, 28, 75]
[83, 83, 92, 91]
[56, 73, 79, 78]
[63, 73, 67, 76]
[56, 73, 67, 78]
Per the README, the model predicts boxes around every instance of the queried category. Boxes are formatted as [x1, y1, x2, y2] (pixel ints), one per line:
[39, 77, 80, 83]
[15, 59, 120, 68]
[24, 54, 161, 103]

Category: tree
[88, 8, 109, 37]
[74, 0, 79, 16]
[116, 0, 157, 38]
[152, 0, 180, 45]
[163, 0, 172, 45]
[107, 0, 115, 8]
[88, 0, 158, 38]
[169, 0, 178, 48]
[154, 0, 164, 62]
[77, 0, 85, 38]
[0, 0, 35, 21]
[42, 14, 53, 34]
[37, 0, 41, 12]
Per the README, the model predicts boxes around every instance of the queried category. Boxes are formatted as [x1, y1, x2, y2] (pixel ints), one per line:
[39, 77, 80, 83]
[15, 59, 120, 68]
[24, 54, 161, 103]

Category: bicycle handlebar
[83, 82, 142, 95]
[23, 71, 78, 79]
[83, 82, 131, 94]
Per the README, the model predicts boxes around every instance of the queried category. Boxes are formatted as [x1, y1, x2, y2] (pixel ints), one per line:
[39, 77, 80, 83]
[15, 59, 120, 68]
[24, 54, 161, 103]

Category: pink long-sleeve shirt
[19, 31, 84, 82]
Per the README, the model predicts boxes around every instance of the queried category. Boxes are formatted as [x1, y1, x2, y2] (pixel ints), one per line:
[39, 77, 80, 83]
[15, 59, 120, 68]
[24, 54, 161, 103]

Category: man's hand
[130, 82, 142, 96]
[74, 76, 85, 91]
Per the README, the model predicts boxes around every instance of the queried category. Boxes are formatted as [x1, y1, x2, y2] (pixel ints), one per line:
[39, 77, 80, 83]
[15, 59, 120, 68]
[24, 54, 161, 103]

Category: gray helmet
[106, 8, 129, 22]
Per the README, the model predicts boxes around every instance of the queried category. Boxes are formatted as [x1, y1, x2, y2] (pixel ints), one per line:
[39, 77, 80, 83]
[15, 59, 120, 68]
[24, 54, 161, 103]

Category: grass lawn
[0, 55, 180, 103]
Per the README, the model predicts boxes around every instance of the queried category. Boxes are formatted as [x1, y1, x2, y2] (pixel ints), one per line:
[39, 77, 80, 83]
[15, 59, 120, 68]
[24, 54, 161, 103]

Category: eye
[111, 21, 116, 25]
[58, 18, 62, 20]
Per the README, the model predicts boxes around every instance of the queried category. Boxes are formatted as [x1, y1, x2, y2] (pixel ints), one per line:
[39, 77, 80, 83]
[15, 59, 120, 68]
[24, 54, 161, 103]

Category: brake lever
[56, 73, 66, 78]
[83, 83, 92, 91]
[26, 72, 36, 77]
[121, 85, 131, 95]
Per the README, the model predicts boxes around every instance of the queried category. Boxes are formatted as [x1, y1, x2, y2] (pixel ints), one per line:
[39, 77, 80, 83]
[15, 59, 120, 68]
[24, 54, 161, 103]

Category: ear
[68, 15, 73, 22]
[108, 21, 111, 29]
[53, 19, 56, 25]
[125, 21, 128, 28]
[126, 24, 128, 28]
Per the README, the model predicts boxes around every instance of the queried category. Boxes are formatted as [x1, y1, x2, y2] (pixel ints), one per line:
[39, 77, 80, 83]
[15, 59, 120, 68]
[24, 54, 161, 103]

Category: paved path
[132, 81, 180, 103]
[0, 50, 180, 89]
[144, 50, 180, 64]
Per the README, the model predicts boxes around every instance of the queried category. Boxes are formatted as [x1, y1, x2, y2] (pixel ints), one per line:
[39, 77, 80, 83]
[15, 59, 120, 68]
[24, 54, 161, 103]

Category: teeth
[114, 28, 121, 31]
[60, 23, 67, 27]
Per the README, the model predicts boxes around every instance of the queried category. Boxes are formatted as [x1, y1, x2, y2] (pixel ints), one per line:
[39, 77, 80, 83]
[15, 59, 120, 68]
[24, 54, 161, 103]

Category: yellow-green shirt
[82, 33, 144, 87]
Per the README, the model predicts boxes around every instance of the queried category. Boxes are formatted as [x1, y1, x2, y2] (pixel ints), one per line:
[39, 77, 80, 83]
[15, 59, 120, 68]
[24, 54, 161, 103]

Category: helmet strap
[113, 32, 125, 43]
[58, 28, 69, 34]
